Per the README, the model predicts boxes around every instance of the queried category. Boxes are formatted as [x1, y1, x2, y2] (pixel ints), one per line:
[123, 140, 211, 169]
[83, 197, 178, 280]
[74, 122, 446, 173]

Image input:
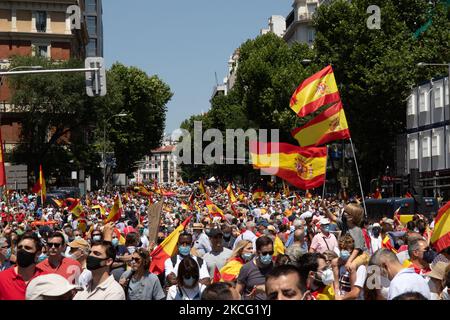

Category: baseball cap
[192, 223, 204, 230]
[26, 274, 81, 300]
[319, 218, 331, 225]
[372, 223, 381, 228]
[68, 238, 90, 250]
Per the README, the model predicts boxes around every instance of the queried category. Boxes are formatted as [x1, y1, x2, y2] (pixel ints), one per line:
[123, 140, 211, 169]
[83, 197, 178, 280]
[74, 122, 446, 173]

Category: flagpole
[322, 145, 329, 200]
[349, 138, 367, 217]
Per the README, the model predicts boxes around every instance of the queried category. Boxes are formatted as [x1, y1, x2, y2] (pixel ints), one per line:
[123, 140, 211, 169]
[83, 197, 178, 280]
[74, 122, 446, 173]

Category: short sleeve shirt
[347, 227, 368, 252]
[0, 266, 47, 300]
[237, 259, 273, 300]
[37, 257, 82, 284]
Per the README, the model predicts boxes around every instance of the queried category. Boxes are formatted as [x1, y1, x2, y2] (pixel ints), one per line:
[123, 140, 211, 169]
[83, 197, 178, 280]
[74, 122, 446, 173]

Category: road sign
[5, 165, 28, 190]
[85, 57, 107, 97]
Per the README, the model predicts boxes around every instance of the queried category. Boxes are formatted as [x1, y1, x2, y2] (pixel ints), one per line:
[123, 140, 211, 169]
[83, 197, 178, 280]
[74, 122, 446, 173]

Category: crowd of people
[0, 182, 449, 301]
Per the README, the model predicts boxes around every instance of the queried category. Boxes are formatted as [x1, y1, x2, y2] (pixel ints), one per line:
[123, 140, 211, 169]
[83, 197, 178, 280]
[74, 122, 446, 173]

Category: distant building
[260, 15, 286, 37]
[401, 76, 450, 198]
[134, 140, 182, 185]
[83, 0, 103, 57]
[283, 0, 326, 47]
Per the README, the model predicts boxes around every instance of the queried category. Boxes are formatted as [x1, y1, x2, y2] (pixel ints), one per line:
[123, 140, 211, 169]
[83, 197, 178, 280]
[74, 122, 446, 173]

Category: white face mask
[320, 268, 334, 286]
[127, 246, 136, 254]
[441, 287, 450, 300]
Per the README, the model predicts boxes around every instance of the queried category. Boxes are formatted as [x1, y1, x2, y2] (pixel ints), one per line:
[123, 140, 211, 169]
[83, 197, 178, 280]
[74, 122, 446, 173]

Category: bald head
[293, 229, 305, 242]
[247, 221, 256, 230]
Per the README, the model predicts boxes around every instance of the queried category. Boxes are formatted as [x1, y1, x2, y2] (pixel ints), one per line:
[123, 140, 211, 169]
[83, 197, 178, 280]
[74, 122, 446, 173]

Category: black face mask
[86, 255, 108, 271]
[372, 228, 381, 238]
[16, 249, 37, 268]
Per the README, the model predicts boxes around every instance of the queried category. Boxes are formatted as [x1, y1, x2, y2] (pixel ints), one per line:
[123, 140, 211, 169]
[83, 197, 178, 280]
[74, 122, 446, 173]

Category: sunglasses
[131, 257, 142, 263]
[48, 243, 62, 248]
[261, 251, 274, 256]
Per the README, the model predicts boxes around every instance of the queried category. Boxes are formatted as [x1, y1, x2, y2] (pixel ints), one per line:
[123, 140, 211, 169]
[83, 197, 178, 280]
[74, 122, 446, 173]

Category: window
[422, 136, 431, 158]
[36, 11, 47, 32]
[407, 94, 416, 115]
[86, 39, 97, 57]
[419, 90, 429, 112]
[432, 135, 440, 156]
[36, 45, 48, 58]
[85, 0, 97, 14]
[308, 29, 315, 43]
[410, 139, 418, 160]
[434, 86, 443, 108]
[87, 16, 97, 37]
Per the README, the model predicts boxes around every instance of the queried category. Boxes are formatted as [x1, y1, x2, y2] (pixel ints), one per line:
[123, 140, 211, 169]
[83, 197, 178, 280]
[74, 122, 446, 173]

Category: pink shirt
[310, 232, 338, 254]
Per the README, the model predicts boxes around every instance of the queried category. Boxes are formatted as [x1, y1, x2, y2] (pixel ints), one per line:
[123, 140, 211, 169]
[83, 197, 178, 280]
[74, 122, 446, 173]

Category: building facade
[404, 76, 450, 198]
[0, 0, 89, 153]
[283, 0, 326, 47]
[260, 15, 286, 37]
[83, 0, 102, 57]
[134, 143, 182, 185]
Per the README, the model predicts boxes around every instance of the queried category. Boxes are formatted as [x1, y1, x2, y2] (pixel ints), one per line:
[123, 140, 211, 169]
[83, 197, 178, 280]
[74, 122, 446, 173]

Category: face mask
[178, 245, 191, 257]
[183, 276, 196, 287]
[340, 250, 351, 261]
[37, 253, 48, 263]
[242, 253, 254, 261]
[5, 248, 11, 260]
[423, 249, 437, 264]
[259, 254, 272, 266]
[127, 246, 136, 254]
[75, 236, 82, 241]
[111, 238, 119, 247]
[322, 225, 330, 233]
[223, 233, 231, 238]
[86, 255, 108, 271]
[372, 228, 380, 238]
[319, 268, 334, 286]
[17, 249, 37, 268]
[92, 235, 102, 242]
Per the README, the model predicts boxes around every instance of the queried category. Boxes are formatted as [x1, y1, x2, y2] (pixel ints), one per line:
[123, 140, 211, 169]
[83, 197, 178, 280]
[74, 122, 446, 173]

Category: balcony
[298, 12, 314, 22]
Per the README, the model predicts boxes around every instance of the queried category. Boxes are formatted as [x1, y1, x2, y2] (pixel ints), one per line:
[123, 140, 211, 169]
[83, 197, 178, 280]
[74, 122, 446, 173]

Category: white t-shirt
[166, 283, 206, 300]
[164, 255, 210, 280]
[388, 268, 431, 300]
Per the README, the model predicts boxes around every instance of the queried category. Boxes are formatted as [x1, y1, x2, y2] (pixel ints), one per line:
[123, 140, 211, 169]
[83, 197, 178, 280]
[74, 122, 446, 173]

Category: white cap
[26, 274, 80, 300]
[372, 223, 381, 228]
[320, 218, 331, 225]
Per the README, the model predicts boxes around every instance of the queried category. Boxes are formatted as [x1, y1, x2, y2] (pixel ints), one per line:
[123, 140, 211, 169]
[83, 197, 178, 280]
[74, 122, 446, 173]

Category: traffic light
[85, 57, 107, 97]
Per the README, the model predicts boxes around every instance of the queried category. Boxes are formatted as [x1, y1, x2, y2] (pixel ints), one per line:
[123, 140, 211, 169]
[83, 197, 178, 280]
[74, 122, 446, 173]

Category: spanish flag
[205, 198, 225, 220]
[0, 132, 6, 187]
[92, 204, 106, 217]
[199, 179, 207, 195]
[274, 236, 285, 256]
[431, 201, 450, 252]
[291, 101, 350, 147]
[180, 202, 190, 211]
[282, 180, 290, 197]
[220, 257, 245, 282]
[138, 185, 152, 197]
[114, 228, 126, 245]
[150, 215, 193, 275]
[32, 165, 46, 203]
[226, 184, 237, 204]
[68, 199, 83, 218]
[213, 266, 222, 283]
[373, 189, 382, 199]
[252, 188, 265, 201]
[290, 65, 341, 117]
[105, 194, 123, 223]
[250, 141, 327, 191]
[52, 198, 65, 208]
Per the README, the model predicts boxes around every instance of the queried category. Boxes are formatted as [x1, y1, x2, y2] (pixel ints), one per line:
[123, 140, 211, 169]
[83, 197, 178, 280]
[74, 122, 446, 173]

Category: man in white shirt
[233, 221, 257, 251]
[370, 248, 431, 300]
[192, 223, 212, 257]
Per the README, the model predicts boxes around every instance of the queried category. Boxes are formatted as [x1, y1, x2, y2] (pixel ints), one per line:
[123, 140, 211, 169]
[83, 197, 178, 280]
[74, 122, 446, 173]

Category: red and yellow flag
[226, 184, 237, 204]
[290, 65, 341, 117]
[31, 165, 46, 202]
[250, 141, 327, 191]
[373, 189, 382, 199]
[68, 199, 83, 218]
[150, 215, 193, 275]
[220, 258, 244, 282]
[0, 131, 6, 187]
[274, 236, 285, 256]
[213, 266, 222, 283]
[52, 198, 65, 208]
[291, 101, 350, 147]
[205, 198, 225, 220]
[282, 180, 290, 197]
[92, 204, 106, 217]
[252, 188, 265, 201]
[431, 201, 450, 252]
[105, 194, 123, 223]
[405, 192, 413, 198]
[199, 179, 207, 195]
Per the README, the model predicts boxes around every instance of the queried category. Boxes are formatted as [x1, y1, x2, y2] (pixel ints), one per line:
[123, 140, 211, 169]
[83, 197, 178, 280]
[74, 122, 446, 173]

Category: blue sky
[103, 0, 292, 135]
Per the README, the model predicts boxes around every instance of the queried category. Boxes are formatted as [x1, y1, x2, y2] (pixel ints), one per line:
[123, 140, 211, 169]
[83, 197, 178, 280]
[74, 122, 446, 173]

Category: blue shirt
[0, 260, 12, 272]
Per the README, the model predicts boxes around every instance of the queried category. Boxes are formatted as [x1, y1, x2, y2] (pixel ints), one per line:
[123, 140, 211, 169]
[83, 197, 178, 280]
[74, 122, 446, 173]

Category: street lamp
[103, 112, 127, 191]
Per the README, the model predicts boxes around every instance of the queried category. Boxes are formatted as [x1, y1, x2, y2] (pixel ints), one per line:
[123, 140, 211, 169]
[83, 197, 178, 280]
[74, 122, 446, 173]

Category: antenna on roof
[214, 72, 219, 86]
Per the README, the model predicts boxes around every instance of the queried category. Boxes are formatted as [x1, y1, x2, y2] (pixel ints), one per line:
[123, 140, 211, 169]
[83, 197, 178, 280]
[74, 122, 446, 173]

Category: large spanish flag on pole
[431, 201, 450, 253]
[32, 165, 46, 205]
[291, 101, 350, 147]
[150, 215, 193, 275]
[290, 65, 341, 117]
[250, 141, 327, 190]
